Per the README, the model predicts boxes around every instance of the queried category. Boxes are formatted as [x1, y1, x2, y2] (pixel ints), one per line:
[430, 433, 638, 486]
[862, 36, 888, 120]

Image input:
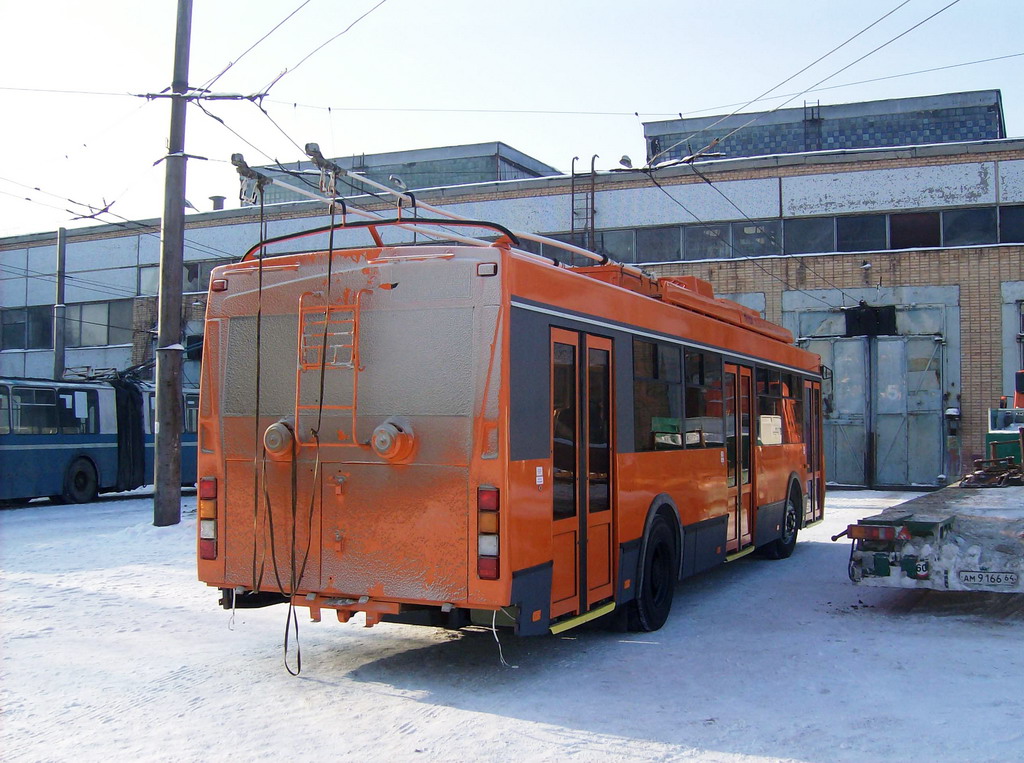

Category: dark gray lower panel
[682, 515, 728, 578]
[510, 560, 553, 636]
[616, 538, 641, 604]
[754, 499, 786, 547]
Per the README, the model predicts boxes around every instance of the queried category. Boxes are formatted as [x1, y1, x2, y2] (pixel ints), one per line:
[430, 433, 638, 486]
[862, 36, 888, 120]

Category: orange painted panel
[551, 527, 578, 616]
[587, 521, 612, 594]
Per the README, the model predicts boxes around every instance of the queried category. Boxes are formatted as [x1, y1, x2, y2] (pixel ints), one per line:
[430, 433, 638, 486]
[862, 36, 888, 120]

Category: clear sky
[0, 0, 1021, 239]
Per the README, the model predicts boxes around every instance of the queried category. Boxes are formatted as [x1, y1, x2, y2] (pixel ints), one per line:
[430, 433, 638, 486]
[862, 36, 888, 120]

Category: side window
[633, 339, 682, 451]
[757, 369, 804, 445]
[684, 349, 724, 448]
[57, 389, 99, 434]
[780, 373, 804, 445]
[12, 387, 58, 435]
[184, 393, 199, 433]
[756, 368, 782, 445]
[0, 386, 9, 435]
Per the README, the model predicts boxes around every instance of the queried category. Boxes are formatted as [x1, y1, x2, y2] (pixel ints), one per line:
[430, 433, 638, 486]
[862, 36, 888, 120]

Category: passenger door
[724, 363, 753, 552]
[550, 329, 615, 619]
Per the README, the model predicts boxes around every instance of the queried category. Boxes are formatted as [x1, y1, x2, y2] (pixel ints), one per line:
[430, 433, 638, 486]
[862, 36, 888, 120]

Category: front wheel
[762, 490, 800, 560]
[63, 458, 98, 504]
[628, 513, 678, 632]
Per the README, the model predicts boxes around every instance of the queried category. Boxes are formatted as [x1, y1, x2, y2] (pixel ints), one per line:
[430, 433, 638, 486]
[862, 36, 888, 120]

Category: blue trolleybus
[0, 375, 197, 504]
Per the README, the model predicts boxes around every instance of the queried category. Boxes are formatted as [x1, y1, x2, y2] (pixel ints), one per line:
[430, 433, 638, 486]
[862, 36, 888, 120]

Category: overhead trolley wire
[261, 0, 390, 95]
[197, 0, 314, 93]
[650, 0, 915, 164]
[689, 0, 966, 162]
[685, 163, 860, 305]
[640, 172, 838, 310]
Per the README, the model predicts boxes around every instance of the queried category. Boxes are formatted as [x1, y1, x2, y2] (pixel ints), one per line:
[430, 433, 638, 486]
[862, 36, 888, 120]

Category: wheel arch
[64, 454, 101, 500]
[786, 471, 805, 528]
[637, 493, 683, 588]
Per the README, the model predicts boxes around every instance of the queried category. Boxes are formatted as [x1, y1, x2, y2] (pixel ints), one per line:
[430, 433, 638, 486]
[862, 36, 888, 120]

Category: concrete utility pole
[52, 227, 67, 381]
[154, 0, 193, 527]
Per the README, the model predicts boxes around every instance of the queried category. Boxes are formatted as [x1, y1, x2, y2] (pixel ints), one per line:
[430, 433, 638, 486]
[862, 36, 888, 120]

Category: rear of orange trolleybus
[196, 221, 824, 635]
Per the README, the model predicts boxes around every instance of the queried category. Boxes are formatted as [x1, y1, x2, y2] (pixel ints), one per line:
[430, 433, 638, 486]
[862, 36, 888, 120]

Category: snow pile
[4, 490, 1024, 761]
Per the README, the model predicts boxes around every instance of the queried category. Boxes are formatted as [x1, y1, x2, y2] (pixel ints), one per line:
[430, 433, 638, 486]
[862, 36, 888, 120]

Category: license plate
[958, 570, 1019, 586]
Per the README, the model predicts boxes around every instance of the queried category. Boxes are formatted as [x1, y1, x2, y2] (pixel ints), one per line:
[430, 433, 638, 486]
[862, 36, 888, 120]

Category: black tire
[762, 489, 800, 560]
[63, 458, 98, 504]
[629, 512, 678, 632]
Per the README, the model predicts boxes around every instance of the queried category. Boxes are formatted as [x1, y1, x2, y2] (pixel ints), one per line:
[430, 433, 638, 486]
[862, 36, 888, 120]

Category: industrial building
[1, 91, 1021, 487]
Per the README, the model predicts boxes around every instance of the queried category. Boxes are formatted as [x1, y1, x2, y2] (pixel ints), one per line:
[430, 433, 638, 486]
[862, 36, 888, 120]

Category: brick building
[1, 92, 1022, 487]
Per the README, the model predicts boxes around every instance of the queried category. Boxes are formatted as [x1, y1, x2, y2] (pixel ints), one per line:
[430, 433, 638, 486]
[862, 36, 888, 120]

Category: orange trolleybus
[196, 215, 824, 636]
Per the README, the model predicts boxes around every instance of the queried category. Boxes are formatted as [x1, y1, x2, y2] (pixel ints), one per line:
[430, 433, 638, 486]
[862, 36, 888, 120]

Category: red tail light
[478, 487, 499, 512]
[477, 485, 499, 580]
[849, 524, 897, 541]
[198, 476, 218, 560]
[199, 476, 217, 500]
[477, 557, 499, 580]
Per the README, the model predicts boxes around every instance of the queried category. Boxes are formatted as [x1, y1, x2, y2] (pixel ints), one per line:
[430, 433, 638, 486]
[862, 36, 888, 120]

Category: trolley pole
[154, 0, 193, 527]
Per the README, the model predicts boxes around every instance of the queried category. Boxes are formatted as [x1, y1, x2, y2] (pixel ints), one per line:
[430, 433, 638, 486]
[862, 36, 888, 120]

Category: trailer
[840, 484, 1024, 592]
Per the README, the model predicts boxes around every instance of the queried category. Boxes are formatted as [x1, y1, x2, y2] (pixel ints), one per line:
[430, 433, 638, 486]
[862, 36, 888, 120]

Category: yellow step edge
[549, 601, 616, 634]
[725, 545, 757, 563]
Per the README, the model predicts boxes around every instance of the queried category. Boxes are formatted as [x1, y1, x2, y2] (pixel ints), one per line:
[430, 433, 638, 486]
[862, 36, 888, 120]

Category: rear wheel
[629, 513, 678, 632]
[63, 458, 98, 504]
[762, 489, 800, 560]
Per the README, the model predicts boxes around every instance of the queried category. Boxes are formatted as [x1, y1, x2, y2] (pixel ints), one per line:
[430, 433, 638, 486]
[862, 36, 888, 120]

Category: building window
[140, 260, 222, 296]
[596, 229, 636, 263]
[139, 265, 159, 295]
[1, 306, 53, 351]
[784, 217, 836, 254]
[543, 233, 590, 266]
[731, 220, 781, 256]
[184, 261, 221, 293]
[636, 226, 681, 262]
[836, 215, 887, 252]
[1000, 205, 1024, 244]
[684, 224, 731, 260]
[942, 207, 997, 246]
[890, 211, 940, 249]
[65, 299, 134, 347]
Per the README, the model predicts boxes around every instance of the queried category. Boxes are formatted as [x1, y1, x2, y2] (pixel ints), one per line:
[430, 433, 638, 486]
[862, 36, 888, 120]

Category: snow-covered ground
[4, 489, 1024, 762]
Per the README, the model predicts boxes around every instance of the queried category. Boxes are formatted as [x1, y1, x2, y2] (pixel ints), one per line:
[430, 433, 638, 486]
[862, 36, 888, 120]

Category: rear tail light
[198, 476, 218, 560]
[199, 477, 217, 500]
[849, 524, 897, 541]
[477, 486, 499, 580]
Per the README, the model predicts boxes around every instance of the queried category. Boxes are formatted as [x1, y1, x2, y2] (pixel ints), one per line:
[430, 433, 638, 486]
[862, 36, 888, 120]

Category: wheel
[63, 458, 98, 504]
[762, 489, 800, 560]
[629, 512, 678, 632]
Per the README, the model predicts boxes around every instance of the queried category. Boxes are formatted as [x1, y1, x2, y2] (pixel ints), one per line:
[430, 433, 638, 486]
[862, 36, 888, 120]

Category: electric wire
[640, 171, 838, 309]
[685, 163, 859, 305]
[262, 0, 389, 95]
[690, 0, 967, 162]
[650, 0, 915, 164]
[0, 263, 147, 300]
[672, 52, 1024, 119]
[0, 174, 241, 261]
[197, 0, 314, 93]
[0, 86, 135, 97]
[264, 49, 1024, 119]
